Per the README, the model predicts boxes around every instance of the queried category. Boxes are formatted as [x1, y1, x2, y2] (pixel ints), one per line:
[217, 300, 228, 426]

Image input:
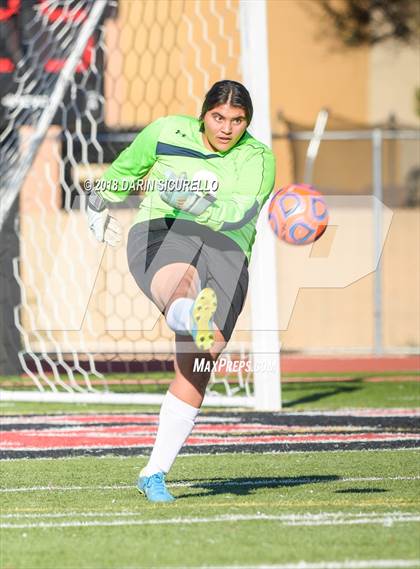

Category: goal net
[0, 0, 280, 408]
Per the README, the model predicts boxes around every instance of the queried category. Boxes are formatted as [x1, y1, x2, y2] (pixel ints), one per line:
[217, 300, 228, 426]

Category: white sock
[142, 391, 200, 476]
[166, 297, 194, 335]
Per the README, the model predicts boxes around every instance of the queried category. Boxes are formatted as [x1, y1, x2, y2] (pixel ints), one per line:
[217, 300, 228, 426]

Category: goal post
[0, 0, 281, 409]
[239, 0, 281, 410]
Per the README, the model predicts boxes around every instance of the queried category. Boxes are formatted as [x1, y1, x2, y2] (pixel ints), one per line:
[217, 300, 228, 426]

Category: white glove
[159, 170, 216, 216]
[86, 206, 122, 246]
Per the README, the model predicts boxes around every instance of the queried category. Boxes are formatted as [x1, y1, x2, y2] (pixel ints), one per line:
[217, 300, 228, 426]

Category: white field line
[151, 561, 420, 569]
[1, 511, 420, 530]
[1, 475, 419, 493]
[0, 510, 417, 521]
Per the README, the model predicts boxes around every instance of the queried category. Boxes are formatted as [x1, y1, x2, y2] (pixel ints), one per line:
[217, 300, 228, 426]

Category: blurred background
[0, 0, 418, 397]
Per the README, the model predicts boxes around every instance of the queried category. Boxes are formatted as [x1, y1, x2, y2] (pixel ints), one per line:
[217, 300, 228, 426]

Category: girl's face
[202, 103, 248, 152]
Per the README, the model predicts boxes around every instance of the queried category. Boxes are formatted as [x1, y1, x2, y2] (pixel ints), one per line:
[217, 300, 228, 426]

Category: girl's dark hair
[199, 80, 253, 124]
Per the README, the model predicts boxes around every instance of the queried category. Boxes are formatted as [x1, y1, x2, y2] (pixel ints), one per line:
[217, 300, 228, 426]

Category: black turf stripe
[1, 440, 419, 460]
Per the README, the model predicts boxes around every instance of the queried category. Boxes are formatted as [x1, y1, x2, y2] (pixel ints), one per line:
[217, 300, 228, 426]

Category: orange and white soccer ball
[268, 184, 329, 245]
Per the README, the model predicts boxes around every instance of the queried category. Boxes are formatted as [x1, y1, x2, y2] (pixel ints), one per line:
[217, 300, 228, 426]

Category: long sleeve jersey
[99, 115, 276, 261]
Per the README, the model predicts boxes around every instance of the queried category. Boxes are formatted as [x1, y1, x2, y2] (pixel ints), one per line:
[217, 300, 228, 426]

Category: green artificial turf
[1, 376, 418, 415]
[1, 451, 419, 569]
[281, 378, 420, 410]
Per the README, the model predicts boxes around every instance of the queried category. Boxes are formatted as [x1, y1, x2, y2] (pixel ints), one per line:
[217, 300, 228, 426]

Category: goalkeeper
[87, 80, 275, 502]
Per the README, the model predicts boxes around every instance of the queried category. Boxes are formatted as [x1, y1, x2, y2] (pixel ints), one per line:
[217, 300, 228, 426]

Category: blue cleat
[137, 470, 175, 503]
[190, 287, 218, 351]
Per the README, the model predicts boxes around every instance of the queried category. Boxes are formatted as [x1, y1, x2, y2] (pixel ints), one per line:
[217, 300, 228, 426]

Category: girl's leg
[142, 331, 226, 479]
[138, 261, 226, 501]
[150, 262, 201, 313]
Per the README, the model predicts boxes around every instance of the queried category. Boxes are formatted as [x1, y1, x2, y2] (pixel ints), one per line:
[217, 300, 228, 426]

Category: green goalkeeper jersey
[99, 115, 276, 260]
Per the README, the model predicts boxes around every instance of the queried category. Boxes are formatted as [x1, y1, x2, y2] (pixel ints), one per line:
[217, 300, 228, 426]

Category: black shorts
[127, 218, 249, 342]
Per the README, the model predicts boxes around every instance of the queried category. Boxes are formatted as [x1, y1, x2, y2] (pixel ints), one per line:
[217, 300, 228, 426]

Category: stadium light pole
[239, 0, 281, 410]
[372, 128, 383, 355]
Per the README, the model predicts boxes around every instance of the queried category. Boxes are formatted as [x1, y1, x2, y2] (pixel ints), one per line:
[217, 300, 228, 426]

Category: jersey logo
[175, 129, 186, 138]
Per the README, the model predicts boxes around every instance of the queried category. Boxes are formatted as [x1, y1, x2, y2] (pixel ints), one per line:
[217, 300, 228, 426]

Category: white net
[0, 0, 263, 405]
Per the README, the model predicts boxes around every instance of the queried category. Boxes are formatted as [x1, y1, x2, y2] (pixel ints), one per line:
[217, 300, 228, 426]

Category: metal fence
[273, 120, 420, 355]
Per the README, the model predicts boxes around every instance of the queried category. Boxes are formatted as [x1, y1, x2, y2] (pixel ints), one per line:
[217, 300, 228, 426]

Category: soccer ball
[268, 184, 329, 245]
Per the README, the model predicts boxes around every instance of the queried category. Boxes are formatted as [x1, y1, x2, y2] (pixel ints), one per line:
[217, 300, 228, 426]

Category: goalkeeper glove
[86, 190, 122, 247]
[159, 170, 216, 216]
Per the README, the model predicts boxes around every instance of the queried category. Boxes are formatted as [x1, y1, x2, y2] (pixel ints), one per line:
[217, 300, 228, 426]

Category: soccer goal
[0, 0, 280, 409]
